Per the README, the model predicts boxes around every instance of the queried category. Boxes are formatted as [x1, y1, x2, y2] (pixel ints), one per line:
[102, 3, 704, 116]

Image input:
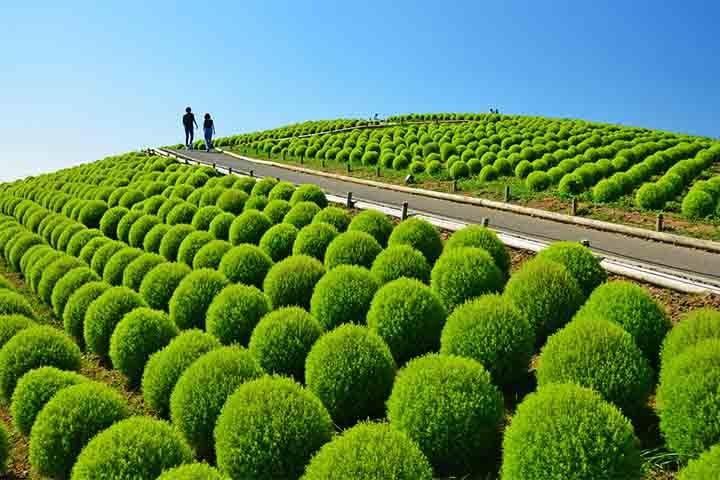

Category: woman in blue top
[203, 113, 215, 152]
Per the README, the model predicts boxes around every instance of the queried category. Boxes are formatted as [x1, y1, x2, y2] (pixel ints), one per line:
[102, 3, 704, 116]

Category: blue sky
[1, 1, 718, 181]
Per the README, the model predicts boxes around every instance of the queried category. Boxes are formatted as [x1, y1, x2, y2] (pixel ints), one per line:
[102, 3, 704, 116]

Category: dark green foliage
[26, 249, 63, 293]
[206, 284, 270, 346]
[244, 194, 269, 211]
[662, 308, 720, 368]
[214, 376, 333, 479]
[170, 346, 264, 458]
[388, 218, 443, 265]
[78, 200, 108, 229]
[431, 247, 504, 312]
[0, 315, 35, 348]
[90, 241, 125, 277]
[324, 230, 382, 269]
[99, 206, 128, 239]
[139, 262, 191, 311]
[51, 267, 100, 318]
[310, 265, 379, 330]
[208, 211, 235, 240]
[234, 176, 257, 194]
[575, 281, 671, 366]
[444, 225, 511, 278]
[371, 244, 431, 284]
[192, 240, 232, 270]
[284, 201, 321, 229]
[8, 233, 43, 272]
[679, 444, 720, 480]
[501, 383, 642, 480]
[11, 366, 86, 437]
[302, 422, 433, 480]
[537, 241, 607, 297]
[0, 326, 81, 402]
[348, 210, 394, 246]
[63, 281, 110, 343]
[313, 206, 351, 232]
[368, 278, 446, 365]
[526, 171, 551, 191]
[229, 209, 272, 245]
[127, 214, 161, 248]
[29, 382, 130, 478]
[292, 222, 338, 261]
[157, 197, 184, 221]
[263, 199, 292, 224]
[103, 247, 143, 286]
[177, 230, 214, 266]
[118, 189, 145, 209]
[192, 205, 223, 231]
[504, 258, 584, 346]
[37, 256, 84, 305]
[682, 190, 715, 219]
[449, 160, 469, 179]
[290, 184, 328, 208]
[166, 202, 198, 225]
[558, 173, 585, 196]
[66, 228, 103, 258]
[70, 417, 193, 480]
[219, 244, 273, 288]
[268, 181, 296, 201]
[143, 194, 166, 215]
[263, 255, 325, 309]
[55, 223, 84, 252]
[84, 286, 147, 359]
[159, 224, 196, 261]
[169, 269, 229, 330]
[593, 178, 623, 202]
[657, 339, 720, 459]
[250, 177, 278, 197]
[387, 353, 504, 476]
[122, 253, 165, 291]
[157, 463, 230, 480]
[200, 187, 226, 208]
[216, 189, 248, 214]
[248, 307, 323, 382]
[259, 223, 298, 262]
[0, 290, 34, 319]
[142, 329, 221, 418]
[537, 318, 653, 417]
[143, 223, 172, 253]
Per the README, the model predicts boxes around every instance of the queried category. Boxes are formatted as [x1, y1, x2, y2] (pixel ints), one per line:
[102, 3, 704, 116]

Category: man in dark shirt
[182, 107, 198, 149]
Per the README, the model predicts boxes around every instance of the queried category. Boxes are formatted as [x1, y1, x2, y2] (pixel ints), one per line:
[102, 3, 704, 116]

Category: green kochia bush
[169, 269, 229, 330]
[301, 422, 433, 480]
[504, 258, 584, 346]
[348, 210, 394, 246]
[263, 199, 292, 224]
[122, 253, 165, 292]
[127, 214, 161, 248]
[306, 325, 395, 427]
[103, 247, 144, 286]
[37, 256, 84, 305]
[66, 228, 103, 258]
[244, 194, 269, 211]
[208, 212, 235, 240]
[109, 308, 178, 385]
[84, 286, 147, 359]
[90, 241, 125, 277]
[324, 230, 382, 269]
[370, 244, 431, 284]
[166, 202, 198, 225]
[63, 281, 110, 343]
[679, 444, 720, 480]
[143, 223, 171, 253]
[259, 223, 298, 262]
[192, 205, 224, 231]
[661, 308, 720, 368]
[313, 206, 351, 232]
[248, 307, 323, 382]
[177, 230, 214, 266]
[214, 376, 333, 480]
[387, 354, 504, 476]
[284, 201, 321, 229]
[263, 255, 325, 309]
[170, 346, 264, 458]
[219, 244, 273, 288]
[51, 267, 100, 318]
[431, 247, 504, 312]
[216, 189, 248, 214]
[70, 416, 193, 480]
[682, 190, 715, 219]
[538, 318, 653, 417]
[445, 225, 511, 278]
[290, 184, 328, 208]
[0, 326, 82, 402]
[501, 383, 642, 480]
[575, 281, 671, 366]
[229, 209, 272, 245]
[268, 181, 296, 201]
[251, 177, 278, 197]
[292, 222, 338, 261]
[657, 339, 720, 459]
[157, 463, 230, 480]
[536, 241, 607, 297]
[29, 382, 129, 478]
[388, 218, 443, 264]
[139, 262, 191, 311]
[0, 315, 35, 348]
[116, 210, 144, 243]
[141, 329, 221, 418]
[310, 266, 379, 330]
[441, 294, 534, 390]
[193, 240, 232, 270]
[159, 224, 196, 261]
[99, 206, 129, 239]
[206, 284, 270, 346]
[10, 366, 86, 437]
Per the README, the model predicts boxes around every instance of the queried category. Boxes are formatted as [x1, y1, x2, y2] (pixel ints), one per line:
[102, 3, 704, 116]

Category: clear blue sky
[2, 1, 718, 181]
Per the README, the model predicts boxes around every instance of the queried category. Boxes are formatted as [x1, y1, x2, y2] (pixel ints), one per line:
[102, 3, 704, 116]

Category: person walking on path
[182, 107, 198, 149]
[203, 113, 215, 152]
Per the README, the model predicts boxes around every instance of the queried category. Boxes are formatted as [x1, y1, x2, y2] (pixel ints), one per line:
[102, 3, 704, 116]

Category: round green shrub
[166, 202, 198, 226]
[8, 233, 43, 271]
[159, 224, 195, 261]
[118, 189, 145, 209]
[477, 164, 498, 182]
[259, 223, 298, 262]
[90, 241, 125, 277]
[216, 189, 248, 214]
[536, 241, 607, 297]
[169, 269, 229, 330]
[157, 197, 184, 221]
[116, 210, 144, 244]
[234, 177, 257, 194]
[70, 416, 193, 480]
[244, 194, 268, 211]
[78, 200, 108, 229]
[263, 255, 325, 309]
[538, 317, 653, 417]
[324, 230, 382, 270]
[263, 199, 292, 224]
[387, 353, 504, 476]
[310, 265, 379, 330]
[157, 463, 230, 480]
[250, 177, 278, 197]
[635, 183, 665, 210]
[370, 244, 431, 284]
[0, 315, 35, 348]
[142, 329, 221, 418]
[0, 326, 81, 402]
[66, 228, 103, 258]
[248, 307, 323, 382]
[142, 223, 170, 253]
[0, 290, 34, 319]
[29, 382, 130, 478]
[199, 187, 225, 208]
[268, 181, 296, 201]
[388, 218, 443, 265]
[84, 286, 147, 359]
[678, 443, 720, 480]
[682, 190, 715, 219]
[122, 253, 165, 292]
[526, 171, 551, 191]
[51, 267, 100, 318]
[575, 281, 671, 366]
[218, 244, 272, 288]
[313, 206, 351, 232]
[348, 210, 394, 246]
[37, 256, 84, 305]
[103, 247, 143, 286]
[207, 211, 234, 240]
[63, 281, 110, 343]
[127, 214, 161, 248]
[657, 339, 720, 459]
[283, 201, 321, 229]
[138, 262, 191, 311]
[592, 178, 623, 202]
[662, 308, 720, 369]
[215, 375, 333, 479]
[192, 205, 223, 231]
[430, 247, 503, 312]
[558, 173, 585, 196]
[10, 366, 86, 437]
[367, 277, 446, 364]
[290, 184, 328, 208]
[292, 222, 338, 261]
[206, 284, 269, 346]
[445, 225, 511, 278]
[191, 240, 230, 270]
[170, 346, 263, 457]
[55, 223, 85, 252]
[229, 209, 272, 245]
[99, 206, 129, 239]
[504, 258, 584, 346]
[501, 383, 642, 480]
[143, 195, 166, 215]
[176, 231, 214, 267]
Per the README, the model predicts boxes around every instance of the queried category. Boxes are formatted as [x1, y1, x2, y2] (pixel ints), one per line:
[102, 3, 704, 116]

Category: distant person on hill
[182, 107, 198, 149]
[203, 113, 215, 152]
